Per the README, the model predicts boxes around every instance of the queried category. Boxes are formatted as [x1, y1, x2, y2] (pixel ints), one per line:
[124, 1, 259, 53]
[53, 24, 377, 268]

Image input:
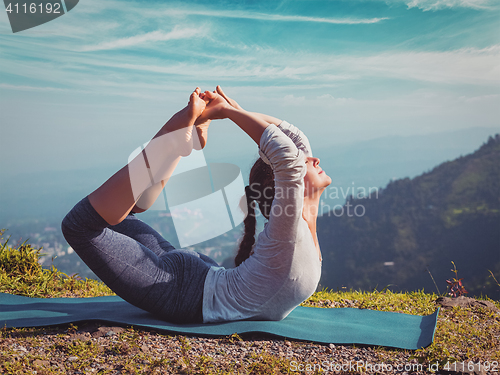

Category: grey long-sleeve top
[202, 121, 322, 323]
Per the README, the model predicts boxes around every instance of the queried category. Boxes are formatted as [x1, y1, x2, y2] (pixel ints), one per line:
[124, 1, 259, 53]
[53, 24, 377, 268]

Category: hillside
[318, 134, 500, 299]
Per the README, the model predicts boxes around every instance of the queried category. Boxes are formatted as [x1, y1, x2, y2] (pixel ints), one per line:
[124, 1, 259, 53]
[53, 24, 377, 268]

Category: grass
[0, 230, 113, 298]
[1, 230, 499, 374]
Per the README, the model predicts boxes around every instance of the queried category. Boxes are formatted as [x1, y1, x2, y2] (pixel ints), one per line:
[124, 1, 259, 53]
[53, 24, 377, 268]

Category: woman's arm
[215, 86, 312, 156]
[88, 89, 208, 225]
[203, 90, 306, 242]
[201, 91, 270, 145]
[275, 121, 313, 157]
[257, 125, 306, 242]
[215, 85, 282, 126]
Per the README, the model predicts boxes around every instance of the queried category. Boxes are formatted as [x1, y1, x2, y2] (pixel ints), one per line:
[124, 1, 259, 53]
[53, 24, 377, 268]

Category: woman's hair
[234, 158, 275, 266]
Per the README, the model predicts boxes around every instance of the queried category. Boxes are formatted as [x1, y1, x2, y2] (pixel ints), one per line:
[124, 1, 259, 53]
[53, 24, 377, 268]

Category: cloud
[283, 94, 306, 105]
[0, 83, 73, 92]
[317, 94, 353, 106]
[78, 27, 203, 52]
[345, 45, 500, 84]
[280, 94, 353, 108]
[48, 0, 389, 26]
[2, 40, 498, 100]
[166, 9, 389, 24]
[390, 0, 495, 10]
[458, 94, 499, 103]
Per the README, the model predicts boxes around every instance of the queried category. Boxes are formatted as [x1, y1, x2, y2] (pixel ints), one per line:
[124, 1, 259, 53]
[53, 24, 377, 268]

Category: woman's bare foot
[188, 87, 207, 120]
[192, 87, 211, 150]
[193, 88, 236, 149]
[198, 90, 231, 121]
[216, 85, 243, 110]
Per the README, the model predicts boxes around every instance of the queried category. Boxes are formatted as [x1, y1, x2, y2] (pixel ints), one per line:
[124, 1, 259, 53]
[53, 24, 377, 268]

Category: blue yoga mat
[0, 293, 438, 350]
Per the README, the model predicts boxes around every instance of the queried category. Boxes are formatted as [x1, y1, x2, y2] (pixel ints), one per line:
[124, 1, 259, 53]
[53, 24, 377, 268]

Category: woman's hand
[192, 87, 243, 149]
[197, 90, 231, 122]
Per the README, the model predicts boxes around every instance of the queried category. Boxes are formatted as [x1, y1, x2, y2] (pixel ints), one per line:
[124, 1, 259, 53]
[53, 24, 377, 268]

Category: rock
[436, 296, 500, 313]
[33, 359, 50, 367]
[69, 332, 91, 341]
[12, 345, 28, 352]
[91, 326, 126, 338]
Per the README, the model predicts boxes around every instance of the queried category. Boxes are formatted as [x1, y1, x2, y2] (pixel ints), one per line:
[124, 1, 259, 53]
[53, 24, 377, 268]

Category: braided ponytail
[235, 189, 257, 266]
[235, 158, 275, 266]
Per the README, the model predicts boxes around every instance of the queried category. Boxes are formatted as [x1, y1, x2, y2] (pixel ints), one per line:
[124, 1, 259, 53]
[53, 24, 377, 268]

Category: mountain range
[317, 134, 500, 299]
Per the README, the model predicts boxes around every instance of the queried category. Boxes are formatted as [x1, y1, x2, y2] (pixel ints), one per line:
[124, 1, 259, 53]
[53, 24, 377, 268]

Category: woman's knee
[61, 210, 81, 244]
[61, 197, 108, 247]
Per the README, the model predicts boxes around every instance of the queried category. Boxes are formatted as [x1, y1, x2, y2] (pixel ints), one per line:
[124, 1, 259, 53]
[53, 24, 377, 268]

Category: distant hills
[318, 134, 500, 299]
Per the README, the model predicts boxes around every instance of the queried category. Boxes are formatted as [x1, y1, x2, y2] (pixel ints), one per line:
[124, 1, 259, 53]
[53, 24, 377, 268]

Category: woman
[61, 86, 331, 324]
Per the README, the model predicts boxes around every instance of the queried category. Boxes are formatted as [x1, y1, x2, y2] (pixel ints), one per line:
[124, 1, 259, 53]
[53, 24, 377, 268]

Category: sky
[0, 0, 499, 178]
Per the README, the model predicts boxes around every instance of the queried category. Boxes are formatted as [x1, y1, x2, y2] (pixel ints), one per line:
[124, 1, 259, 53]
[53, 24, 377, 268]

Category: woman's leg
[110, 214, 176, 255]
[62, 197, 210, 323]
[88, 89, 209, 226]
[61, 90, 215, 322]
[112, 214, 219, 267]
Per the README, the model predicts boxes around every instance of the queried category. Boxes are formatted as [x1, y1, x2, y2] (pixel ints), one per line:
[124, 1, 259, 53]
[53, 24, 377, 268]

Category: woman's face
[303, 156, 331, 197]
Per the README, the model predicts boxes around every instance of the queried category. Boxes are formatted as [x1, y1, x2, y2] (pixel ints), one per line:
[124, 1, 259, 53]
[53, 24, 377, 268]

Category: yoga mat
[0, 293, 438, 350]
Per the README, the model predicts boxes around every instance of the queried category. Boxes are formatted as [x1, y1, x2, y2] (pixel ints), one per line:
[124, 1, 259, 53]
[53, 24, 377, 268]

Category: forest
[318, 134, 500, 299]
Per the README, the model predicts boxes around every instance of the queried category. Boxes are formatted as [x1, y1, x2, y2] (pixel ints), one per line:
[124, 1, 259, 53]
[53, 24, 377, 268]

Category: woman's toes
[204, 90, 218, 100]
[200, 93, 210, 103]
[189, 92, 197, 103]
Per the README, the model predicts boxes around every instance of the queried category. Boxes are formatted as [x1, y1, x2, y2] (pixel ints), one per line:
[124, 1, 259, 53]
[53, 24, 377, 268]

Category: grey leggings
[61, 197, 218, 323]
